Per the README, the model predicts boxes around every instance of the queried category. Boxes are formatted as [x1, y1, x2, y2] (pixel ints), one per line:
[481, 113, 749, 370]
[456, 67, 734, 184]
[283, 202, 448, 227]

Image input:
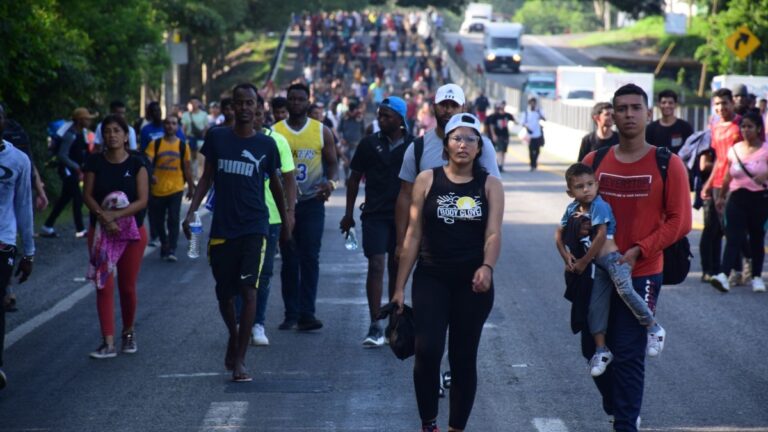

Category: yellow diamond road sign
[726, 25, 760, 60]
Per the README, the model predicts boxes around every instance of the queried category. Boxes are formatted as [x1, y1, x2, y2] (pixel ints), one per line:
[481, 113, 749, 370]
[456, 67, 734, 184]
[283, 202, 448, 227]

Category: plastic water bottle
[188, 211, 203, 259]
[344, 228, 358, 251]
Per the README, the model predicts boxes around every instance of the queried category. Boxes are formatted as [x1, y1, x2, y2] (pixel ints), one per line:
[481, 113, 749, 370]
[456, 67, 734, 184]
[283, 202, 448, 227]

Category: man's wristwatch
[329, 180, 340, 191]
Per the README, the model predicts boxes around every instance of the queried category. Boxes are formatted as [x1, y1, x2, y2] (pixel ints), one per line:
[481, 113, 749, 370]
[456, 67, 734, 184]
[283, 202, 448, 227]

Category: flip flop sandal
[232, 372, 252, 383]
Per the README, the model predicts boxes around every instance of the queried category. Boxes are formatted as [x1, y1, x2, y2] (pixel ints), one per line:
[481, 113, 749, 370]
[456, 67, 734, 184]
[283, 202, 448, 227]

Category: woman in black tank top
[393, 113, 504, 432]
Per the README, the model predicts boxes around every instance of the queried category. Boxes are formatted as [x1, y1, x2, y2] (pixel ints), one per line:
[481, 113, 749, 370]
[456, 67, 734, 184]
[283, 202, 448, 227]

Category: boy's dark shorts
[208, 234, 265, 301]
[362, 217, 396, 258]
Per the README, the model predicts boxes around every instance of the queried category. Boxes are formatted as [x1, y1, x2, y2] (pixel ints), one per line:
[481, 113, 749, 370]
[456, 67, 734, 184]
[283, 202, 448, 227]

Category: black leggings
[722, 189, 768, 277]
[412, 265, 493, 430]
[45, 174, 84, 232]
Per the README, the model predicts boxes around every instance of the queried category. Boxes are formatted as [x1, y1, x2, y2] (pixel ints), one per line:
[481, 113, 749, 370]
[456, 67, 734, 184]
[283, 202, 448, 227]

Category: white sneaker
[709, 272, 730, 293]
[647, 326, 666, 357]
[589, 350, 613, 377]
[250, 324, 269, 346]
[752, 277, 766, 293]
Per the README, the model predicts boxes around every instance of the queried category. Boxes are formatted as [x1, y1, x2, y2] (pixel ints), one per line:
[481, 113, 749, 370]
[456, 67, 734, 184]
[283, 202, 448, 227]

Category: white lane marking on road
[200, 401, 248, 432]
[159, 372, 225, 378]
[524, 35, 576, 66]
[532, 418, 569, 432]
[316, 297, 369, 305]
[4, 283, 93, 348]
[512, 364, 529, 368]
[5, 207, 210, 350]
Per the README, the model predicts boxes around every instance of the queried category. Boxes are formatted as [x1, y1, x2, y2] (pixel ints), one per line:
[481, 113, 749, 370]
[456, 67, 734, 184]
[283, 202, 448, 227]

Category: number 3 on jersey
[296, 163, 308, 182]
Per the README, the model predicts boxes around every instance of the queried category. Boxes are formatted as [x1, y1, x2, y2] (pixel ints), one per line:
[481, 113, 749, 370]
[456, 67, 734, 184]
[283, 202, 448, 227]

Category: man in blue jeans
[581, 84, 691, 431]
[249, 96, 296, 345]
[274, 83, 338, 331]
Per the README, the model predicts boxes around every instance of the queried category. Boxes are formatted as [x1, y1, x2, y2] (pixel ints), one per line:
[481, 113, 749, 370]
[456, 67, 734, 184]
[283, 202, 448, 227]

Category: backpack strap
[179, 139, 187, 178]
[152, 138, 162, 166]
[655, 146, 671, 206]
[413, 136, 424, 173]
[590, 145, 613, 171]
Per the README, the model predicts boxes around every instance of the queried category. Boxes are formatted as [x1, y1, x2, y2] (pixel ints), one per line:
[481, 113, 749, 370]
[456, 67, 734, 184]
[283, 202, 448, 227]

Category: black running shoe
[297, 317, 323, 331]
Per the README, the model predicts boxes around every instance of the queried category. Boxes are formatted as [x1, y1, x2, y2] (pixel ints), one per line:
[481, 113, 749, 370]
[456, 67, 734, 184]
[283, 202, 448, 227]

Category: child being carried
[555, 163, 666, 377]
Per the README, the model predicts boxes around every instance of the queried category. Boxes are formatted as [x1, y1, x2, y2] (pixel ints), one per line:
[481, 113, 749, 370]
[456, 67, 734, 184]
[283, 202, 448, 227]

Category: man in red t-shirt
[582, 84, 691, 432]
[700, 88, 742, 281]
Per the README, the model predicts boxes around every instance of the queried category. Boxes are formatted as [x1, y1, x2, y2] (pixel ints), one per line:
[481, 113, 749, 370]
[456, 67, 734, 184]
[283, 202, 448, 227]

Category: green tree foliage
[0, 0, 167, 192]
[695, 0, 768, 76]
[514, 0, 600, 34]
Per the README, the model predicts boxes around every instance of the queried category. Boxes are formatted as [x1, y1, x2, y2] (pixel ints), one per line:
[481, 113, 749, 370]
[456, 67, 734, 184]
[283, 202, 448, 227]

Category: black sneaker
[278, 319, 298, 330]
[362, 323, 384, 347]
[0, 368, 6, 390]
[121, 332, 137, 354]
[297, 317, 323, 331]
[89, 342, 117, 359]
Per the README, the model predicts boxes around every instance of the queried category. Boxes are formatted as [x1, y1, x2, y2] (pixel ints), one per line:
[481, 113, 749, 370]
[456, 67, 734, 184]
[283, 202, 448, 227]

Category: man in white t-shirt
[521, 97, 546, 171]
[94, 100, 137, 152]
[181, 97, 208, 179]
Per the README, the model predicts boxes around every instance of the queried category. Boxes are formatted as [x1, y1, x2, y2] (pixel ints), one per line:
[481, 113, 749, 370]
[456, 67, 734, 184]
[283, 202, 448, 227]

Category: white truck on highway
[460, 3, 493, 34]
[483, 23, 524, 74]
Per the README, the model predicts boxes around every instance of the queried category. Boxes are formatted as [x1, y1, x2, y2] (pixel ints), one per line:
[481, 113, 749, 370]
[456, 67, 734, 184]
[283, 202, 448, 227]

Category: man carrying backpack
[581, 84, 691, 432]
[144, 116, 195, 261]
[41, 107, 94, 238]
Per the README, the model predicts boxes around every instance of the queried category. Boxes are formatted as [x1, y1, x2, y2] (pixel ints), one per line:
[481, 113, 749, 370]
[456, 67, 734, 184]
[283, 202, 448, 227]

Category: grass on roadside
[210, 34, 279, 97]
[571, 16, 708, 60]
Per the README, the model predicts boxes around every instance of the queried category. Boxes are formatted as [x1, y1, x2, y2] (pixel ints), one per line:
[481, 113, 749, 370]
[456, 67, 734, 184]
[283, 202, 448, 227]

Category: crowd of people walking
[1, 7, 766, 432]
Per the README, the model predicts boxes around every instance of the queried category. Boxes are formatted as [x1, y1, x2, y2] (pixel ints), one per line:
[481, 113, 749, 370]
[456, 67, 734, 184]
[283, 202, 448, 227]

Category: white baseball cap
[435, 84, 466, 105]
[445, 113, 482, 136]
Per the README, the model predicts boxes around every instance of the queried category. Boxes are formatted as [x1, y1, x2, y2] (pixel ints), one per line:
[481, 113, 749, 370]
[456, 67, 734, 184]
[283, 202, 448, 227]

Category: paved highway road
[443, 32, 598, 91]
[2, 145, 767, 431]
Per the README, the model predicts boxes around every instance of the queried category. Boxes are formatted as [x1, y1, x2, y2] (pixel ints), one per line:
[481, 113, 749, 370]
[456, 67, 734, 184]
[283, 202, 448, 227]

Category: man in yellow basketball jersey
[274, 83, 338, 331]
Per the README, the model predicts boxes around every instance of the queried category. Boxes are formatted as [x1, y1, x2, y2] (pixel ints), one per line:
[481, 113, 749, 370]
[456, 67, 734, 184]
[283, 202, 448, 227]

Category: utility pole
[697, 0, 719, 97]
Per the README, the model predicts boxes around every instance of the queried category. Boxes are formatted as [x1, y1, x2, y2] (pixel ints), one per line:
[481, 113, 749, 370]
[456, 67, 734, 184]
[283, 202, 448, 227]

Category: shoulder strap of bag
[732, 147, 765, 187]
[413, 136, 424, 173]
[152, 138, 162, 166]
[655, 146, 671, 206]
[590, 145, 612, 171]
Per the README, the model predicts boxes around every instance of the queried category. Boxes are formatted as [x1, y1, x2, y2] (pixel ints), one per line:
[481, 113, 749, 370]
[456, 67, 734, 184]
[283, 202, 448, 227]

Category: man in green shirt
[249, 95, 297, 346]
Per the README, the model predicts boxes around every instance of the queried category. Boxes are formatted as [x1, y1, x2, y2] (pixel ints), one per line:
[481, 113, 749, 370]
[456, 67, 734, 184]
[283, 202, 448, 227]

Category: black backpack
[591, 145, 692, 285]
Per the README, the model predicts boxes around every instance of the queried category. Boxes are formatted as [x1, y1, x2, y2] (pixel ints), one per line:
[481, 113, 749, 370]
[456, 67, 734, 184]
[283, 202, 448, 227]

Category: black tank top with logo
[419, 167, 488, 268]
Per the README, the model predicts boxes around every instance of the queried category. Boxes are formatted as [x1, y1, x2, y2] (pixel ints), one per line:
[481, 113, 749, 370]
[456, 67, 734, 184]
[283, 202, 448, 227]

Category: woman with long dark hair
[711, 111, 768, 293]
[393, 113, 504, 432]
[82, 114, 149, 358]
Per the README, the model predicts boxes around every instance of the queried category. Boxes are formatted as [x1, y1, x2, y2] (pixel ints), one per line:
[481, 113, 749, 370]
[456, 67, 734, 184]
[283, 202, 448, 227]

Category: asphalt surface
[442, 32, 598, 91]
[2, 142, 768, 431]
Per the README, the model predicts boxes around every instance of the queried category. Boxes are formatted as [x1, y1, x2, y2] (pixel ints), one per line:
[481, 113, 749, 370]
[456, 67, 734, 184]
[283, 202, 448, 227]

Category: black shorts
[208, 234, 265, 301]
[494, 137, 510, 153]
[362, 217, 396, 258]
